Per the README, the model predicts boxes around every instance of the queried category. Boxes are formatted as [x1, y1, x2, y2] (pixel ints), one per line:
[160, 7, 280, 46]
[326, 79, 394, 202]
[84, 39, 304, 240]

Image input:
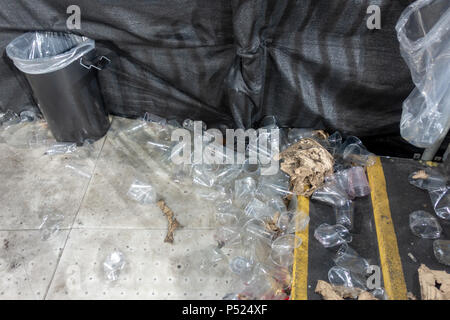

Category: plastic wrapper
[6, 31, 95, 75]
[103, 251, 126, 281]
[396, 0, 450, 148]
[433, 240, 450, 266]
[45, 142, 77, 155]
[314, 223, 352, 248]
[333, 244, 370, 275]
[409, 210, 442, 239]
[127, 179, 157, 205]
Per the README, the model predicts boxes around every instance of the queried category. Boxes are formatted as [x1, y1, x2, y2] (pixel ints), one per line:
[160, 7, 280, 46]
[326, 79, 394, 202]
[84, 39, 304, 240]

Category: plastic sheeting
[397, 0, 450, 148]
[0, 0, 444, 157]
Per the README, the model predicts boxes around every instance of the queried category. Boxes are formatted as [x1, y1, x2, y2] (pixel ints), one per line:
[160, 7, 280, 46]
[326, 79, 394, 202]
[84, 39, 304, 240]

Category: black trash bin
[6, 31, 110, 143]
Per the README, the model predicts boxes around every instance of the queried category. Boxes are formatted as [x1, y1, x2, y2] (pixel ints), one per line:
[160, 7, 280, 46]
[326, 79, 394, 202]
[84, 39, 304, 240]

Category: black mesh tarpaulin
[1, 0, 435, 157]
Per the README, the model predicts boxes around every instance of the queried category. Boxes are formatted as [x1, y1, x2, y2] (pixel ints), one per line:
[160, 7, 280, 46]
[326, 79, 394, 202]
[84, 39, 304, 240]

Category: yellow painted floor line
[291, 196, 310, 300]
[367, 157, 407, 300]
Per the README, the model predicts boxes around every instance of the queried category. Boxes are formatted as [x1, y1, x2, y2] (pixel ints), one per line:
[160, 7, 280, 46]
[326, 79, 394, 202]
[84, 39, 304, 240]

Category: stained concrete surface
[0, 117, 236, 299]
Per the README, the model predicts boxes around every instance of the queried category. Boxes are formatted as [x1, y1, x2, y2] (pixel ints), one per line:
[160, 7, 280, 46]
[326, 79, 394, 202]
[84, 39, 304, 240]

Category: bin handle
[80, 56, 111, 71]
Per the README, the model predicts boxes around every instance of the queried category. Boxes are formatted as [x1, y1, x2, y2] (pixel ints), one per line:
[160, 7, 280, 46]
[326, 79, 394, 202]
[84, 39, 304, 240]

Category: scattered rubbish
[409, 168, 450, 219]
[409, 210, 442, 239]
[418, 264, 450, 300]
[408, 252, 418, 263]
[433, 240, 450, 266]
[270, 234, 301, 268]
[314, 223, 352, 248]
[45, 143, 77, 155]
[333, 244, 370, 275]
[311, 178, 349, 207]
[328, 266, 367, 289]
[276, 138, 334, 196]
[396, 0, 450, 148]
[315, 280, 378, 300]
[39, 213, 64, 241]
[334, 201, 354, 230]
[127, 179, 157, 205]
[409, 169, 447, 190]
[103, 251, 126, 281]
[157, 200, 182, 244]
[428, 187, 450, 220]
[347, 166, 371, 198]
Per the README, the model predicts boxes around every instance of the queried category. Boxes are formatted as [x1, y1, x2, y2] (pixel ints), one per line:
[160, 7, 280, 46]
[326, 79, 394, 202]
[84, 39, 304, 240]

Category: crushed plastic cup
[234, 177, 257, 208]
[409, 210, 442, 239]
[229, 256, 255, 283]
[215, 208, 241, 226]
[127, 179, 157, 205]
[0, 110, 20, 129]
[334, 200, 354, 230]
[343, 143, 376, 167]
[39, 213, 64, 241]
[199, 245, 227, 271]
[243, 219, 276, 244]
[333, 243, 370, 275]
[314, 223, 352, 248]
[244, 198, 277, 220]
[327, 131, 343, 155]
[214, 226, 242, 247]
[278, 210, 310, 234]
[328, 266, 367, 289]
[428, 186, 450, 220]
[433, 239, 450, 266]
[103, 251, 126, 281]
[348, 166, 370, 197]
[311, 178, 349, 207]
[270, 235, 302, 267]
[408, 169, 447, 190]
[45, 142, 77, 155]
[256, 171, 292, 198]
[192, 163, 221, 188]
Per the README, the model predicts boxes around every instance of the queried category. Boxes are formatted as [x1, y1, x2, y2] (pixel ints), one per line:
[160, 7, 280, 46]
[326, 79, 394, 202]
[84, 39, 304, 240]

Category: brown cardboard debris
[315, 280, 378, 300]
[264, 212, 282, 239]
[418, 264, 450, 300]
[276, 138, 334, 197]
[157, 200, 182, 244]
[315, 280, 344, 300]
[412, 170, 429, 180]
[358, 291, 378, 300]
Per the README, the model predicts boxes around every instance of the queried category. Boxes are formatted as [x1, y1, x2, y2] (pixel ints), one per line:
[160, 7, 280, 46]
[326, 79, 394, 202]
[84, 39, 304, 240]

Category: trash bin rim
[6, 31, 95, 75]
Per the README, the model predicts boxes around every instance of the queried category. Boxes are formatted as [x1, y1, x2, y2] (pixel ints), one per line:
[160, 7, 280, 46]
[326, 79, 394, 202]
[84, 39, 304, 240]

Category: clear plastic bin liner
[396, 0, 450, 148]
[6, 31, 95, 75]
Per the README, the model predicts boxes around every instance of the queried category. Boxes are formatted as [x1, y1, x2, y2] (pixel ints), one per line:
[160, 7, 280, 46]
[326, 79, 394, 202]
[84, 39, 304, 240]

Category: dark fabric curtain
[1, 0, 432, 157]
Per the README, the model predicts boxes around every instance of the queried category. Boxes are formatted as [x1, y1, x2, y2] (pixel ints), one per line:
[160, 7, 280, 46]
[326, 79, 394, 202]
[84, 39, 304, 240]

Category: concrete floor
[0, 117, 237, 299]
